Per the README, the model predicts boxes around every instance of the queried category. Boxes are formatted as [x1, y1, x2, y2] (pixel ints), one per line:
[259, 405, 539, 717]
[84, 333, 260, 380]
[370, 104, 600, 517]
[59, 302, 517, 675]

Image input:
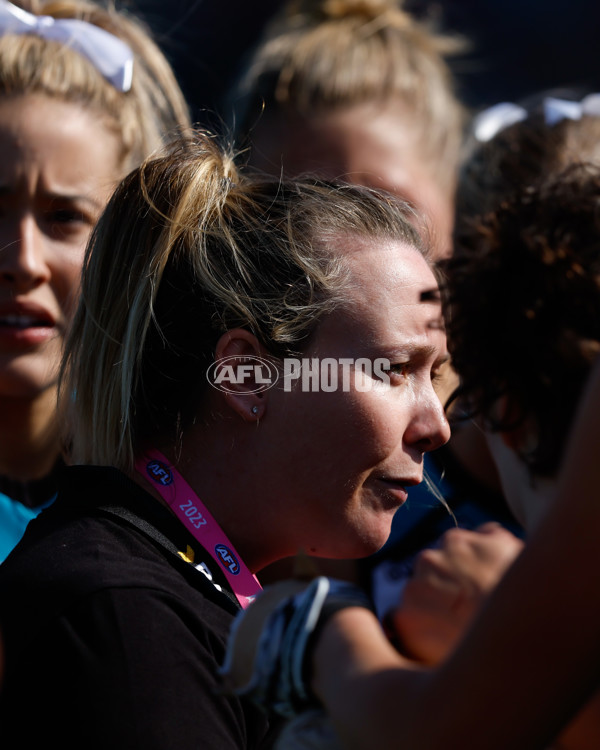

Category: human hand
[387, 522, 525, 665]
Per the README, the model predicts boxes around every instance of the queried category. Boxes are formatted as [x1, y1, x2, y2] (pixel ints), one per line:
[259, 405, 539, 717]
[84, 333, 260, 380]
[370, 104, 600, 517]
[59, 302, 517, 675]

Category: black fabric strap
[98, 501, 240, 613]
[99, 502, 183, 557]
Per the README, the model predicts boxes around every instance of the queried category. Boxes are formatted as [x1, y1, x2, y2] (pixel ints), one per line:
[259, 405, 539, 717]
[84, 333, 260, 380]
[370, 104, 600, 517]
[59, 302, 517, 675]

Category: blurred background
[125, 0, 600, 125]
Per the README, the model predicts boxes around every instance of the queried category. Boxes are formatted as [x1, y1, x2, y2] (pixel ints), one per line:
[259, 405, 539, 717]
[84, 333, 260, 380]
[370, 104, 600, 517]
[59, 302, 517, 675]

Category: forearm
[312, 607, 429, 750]
[313, 583, 597, 750]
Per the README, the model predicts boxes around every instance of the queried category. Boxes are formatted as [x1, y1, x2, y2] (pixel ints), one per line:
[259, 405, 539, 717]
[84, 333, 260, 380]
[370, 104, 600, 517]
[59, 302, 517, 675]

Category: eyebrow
[387, 343, 450, 366]
[0, 185, 103, 211]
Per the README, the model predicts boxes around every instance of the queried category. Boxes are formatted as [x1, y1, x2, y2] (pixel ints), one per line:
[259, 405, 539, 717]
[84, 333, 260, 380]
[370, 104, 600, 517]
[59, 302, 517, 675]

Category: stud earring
[251, 406, 259, 415]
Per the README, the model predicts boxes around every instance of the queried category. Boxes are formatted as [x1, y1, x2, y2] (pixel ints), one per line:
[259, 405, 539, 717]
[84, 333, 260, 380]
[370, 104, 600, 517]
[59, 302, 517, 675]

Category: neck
[134, 427, 286, 575]
[133, 444, 265, 606]
[0, 389, 61, 481]
[168, 451, 273, 573]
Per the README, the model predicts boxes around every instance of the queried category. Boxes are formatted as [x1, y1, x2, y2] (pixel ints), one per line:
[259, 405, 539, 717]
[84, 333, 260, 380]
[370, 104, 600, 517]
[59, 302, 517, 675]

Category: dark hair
[444, 163, 600, 476]
[456, 93, 600, 221]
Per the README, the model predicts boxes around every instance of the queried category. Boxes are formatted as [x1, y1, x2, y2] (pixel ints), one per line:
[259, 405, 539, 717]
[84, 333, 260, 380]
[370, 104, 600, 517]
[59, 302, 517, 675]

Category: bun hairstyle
[1, 1, 190, 171]
[229, 0, 465, 191]
[61, 130, 426, 471]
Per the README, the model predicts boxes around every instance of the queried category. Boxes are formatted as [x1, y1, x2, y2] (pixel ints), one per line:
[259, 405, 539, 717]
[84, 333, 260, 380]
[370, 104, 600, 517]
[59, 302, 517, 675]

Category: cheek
[50, 247, 87, 316]
[312, 390, 404, 476]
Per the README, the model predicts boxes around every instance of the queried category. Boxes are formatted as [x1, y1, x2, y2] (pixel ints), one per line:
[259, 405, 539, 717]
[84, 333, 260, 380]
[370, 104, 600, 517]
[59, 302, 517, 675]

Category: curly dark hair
[443, 163, 600, 476]
[456, 98, 600, 222]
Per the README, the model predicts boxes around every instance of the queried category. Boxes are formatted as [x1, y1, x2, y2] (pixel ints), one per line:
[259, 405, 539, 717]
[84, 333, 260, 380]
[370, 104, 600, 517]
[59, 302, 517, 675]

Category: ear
[211, 329, 275, 422]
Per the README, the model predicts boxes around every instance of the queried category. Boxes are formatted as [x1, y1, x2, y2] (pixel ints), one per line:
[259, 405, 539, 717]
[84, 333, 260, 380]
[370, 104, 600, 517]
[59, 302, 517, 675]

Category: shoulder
[0, 465, 239, 654]
[0, 491, 38, 562]
[0, 466, 274, 747]
[0, 581, 273, 748]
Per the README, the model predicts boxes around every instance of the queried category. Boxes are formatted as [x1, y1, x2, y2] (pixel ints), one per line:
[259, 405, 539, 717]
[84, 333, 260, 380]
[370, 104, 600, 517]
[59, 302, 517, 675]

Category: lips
[378, 475, 421, 489]
[0, 313, 52, 328]
[376, 475, 421, 506]
[0, 300, 58, 349]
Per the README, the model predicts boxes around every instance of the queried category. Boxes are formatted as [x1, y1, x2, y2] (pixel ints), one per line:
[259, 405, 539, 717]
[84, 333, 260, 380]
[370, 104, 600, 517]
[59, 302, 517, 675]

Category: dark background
[125, 0, 600, 125]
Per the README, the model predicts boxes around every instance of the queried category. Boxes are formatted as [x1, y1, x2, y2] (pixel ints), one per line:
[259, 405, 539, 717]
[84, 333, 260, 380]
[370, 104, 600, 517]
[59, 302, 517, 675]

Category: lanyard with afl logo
[135, 450, 262, 609]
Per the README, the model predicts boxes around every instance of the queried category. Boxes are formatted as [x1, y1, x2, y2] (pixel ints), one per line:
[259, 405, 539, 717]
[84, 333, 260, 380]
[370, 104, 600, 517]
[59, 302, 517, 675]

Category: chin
[0, 354, 59, 399]
[305, 533, 386, 561]
[340, 523, 394, 559]
[0, 369, 57, 399]
[303, 505, 396, 560]
[357, 508, 398, 554]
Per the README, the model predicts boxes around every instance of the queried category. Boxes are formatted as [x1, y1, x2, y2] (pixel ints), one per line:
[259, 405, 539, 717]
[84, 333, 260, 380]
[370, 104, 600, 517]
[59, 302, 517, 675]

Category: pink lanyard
[135, 450, 261, 609]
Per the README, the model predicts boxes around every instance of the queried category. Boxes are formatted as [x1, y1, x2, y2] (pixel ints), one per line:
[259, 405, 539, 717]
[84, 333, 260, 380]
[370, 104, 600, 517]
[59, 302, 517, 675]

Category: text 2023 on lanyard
[136, 450, 262, 609]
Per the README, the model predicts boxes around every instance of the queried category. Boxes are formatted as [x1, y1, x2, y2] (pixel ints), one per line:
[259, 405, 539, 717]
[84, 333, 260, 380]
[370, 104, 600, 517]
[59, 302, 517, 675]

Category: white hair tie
[543, 93, 600, 126]
[0, 0, 133, 92]
[472, 102, 528, 143]
[473, 93, 600, 143]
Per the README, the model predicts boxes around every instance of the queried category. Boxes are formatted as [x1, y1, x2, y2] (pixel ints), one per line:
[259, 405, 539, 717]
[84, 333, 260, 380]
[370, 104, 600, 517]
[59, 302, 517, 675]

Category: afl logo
[215, 544, 240, 575]
[206, 355, 279, 394]
[146, 459, 173, 486]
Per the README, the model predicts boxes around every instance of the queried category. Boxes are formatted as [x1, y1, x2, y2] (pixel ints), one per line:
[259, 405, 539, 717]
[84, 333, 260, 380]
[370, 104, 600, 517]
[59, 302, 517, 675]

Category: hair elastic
[0, 0, 134, 91]
[473, 93, 600, 143]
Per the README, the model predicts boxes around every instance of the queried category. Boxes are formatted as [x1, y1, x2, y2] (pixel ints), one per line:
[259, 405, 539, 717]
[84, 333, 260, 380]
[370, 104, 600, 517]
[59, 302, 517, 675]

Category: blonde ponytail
[61, 130, 425, 471]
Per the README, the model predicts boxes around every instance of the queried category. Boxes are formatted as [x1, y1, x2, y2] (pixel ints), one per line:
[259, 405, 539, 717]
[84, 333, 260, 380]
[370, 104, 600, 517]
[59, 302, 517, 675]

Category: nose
[404, 385, 451, 454]
[0, 214, 51, 292]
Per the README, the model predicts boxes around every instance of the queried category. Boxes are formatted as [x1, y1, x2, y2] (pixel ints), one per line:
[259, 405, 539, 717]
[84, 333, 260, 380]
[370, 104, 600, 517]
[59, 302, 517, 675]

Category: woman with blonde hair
[368, 90, 600, 623]
[228, 0, 465, 259]
[228, 0, 522, 602]
[0, 128, 450, 746]
[218, 143, 600, 750]
[0, 0, 190, 560]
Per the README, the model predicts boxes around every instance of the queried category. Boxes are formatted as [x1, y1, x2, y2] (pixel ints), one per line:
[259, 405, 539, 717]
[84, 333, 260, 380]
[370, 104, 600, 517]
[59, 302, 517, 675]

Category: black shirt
[0, 465, 278, 749]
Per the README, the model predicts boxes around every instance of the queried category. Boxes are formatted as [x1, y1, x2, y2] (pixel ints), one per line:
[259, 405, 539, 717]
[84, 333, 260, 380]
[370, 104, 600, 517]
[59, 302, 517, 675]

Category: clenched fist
[388, 522, 524, 664]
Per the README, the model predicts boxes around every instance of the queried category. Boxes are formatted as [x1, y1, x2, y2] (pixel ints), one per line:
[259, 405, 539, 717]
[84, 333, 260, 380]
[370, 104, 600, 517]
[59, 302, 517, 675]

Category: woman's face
[260, 236, 451, 560]
[249, 103, 456, 258]
[0, 94, 122, 399]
